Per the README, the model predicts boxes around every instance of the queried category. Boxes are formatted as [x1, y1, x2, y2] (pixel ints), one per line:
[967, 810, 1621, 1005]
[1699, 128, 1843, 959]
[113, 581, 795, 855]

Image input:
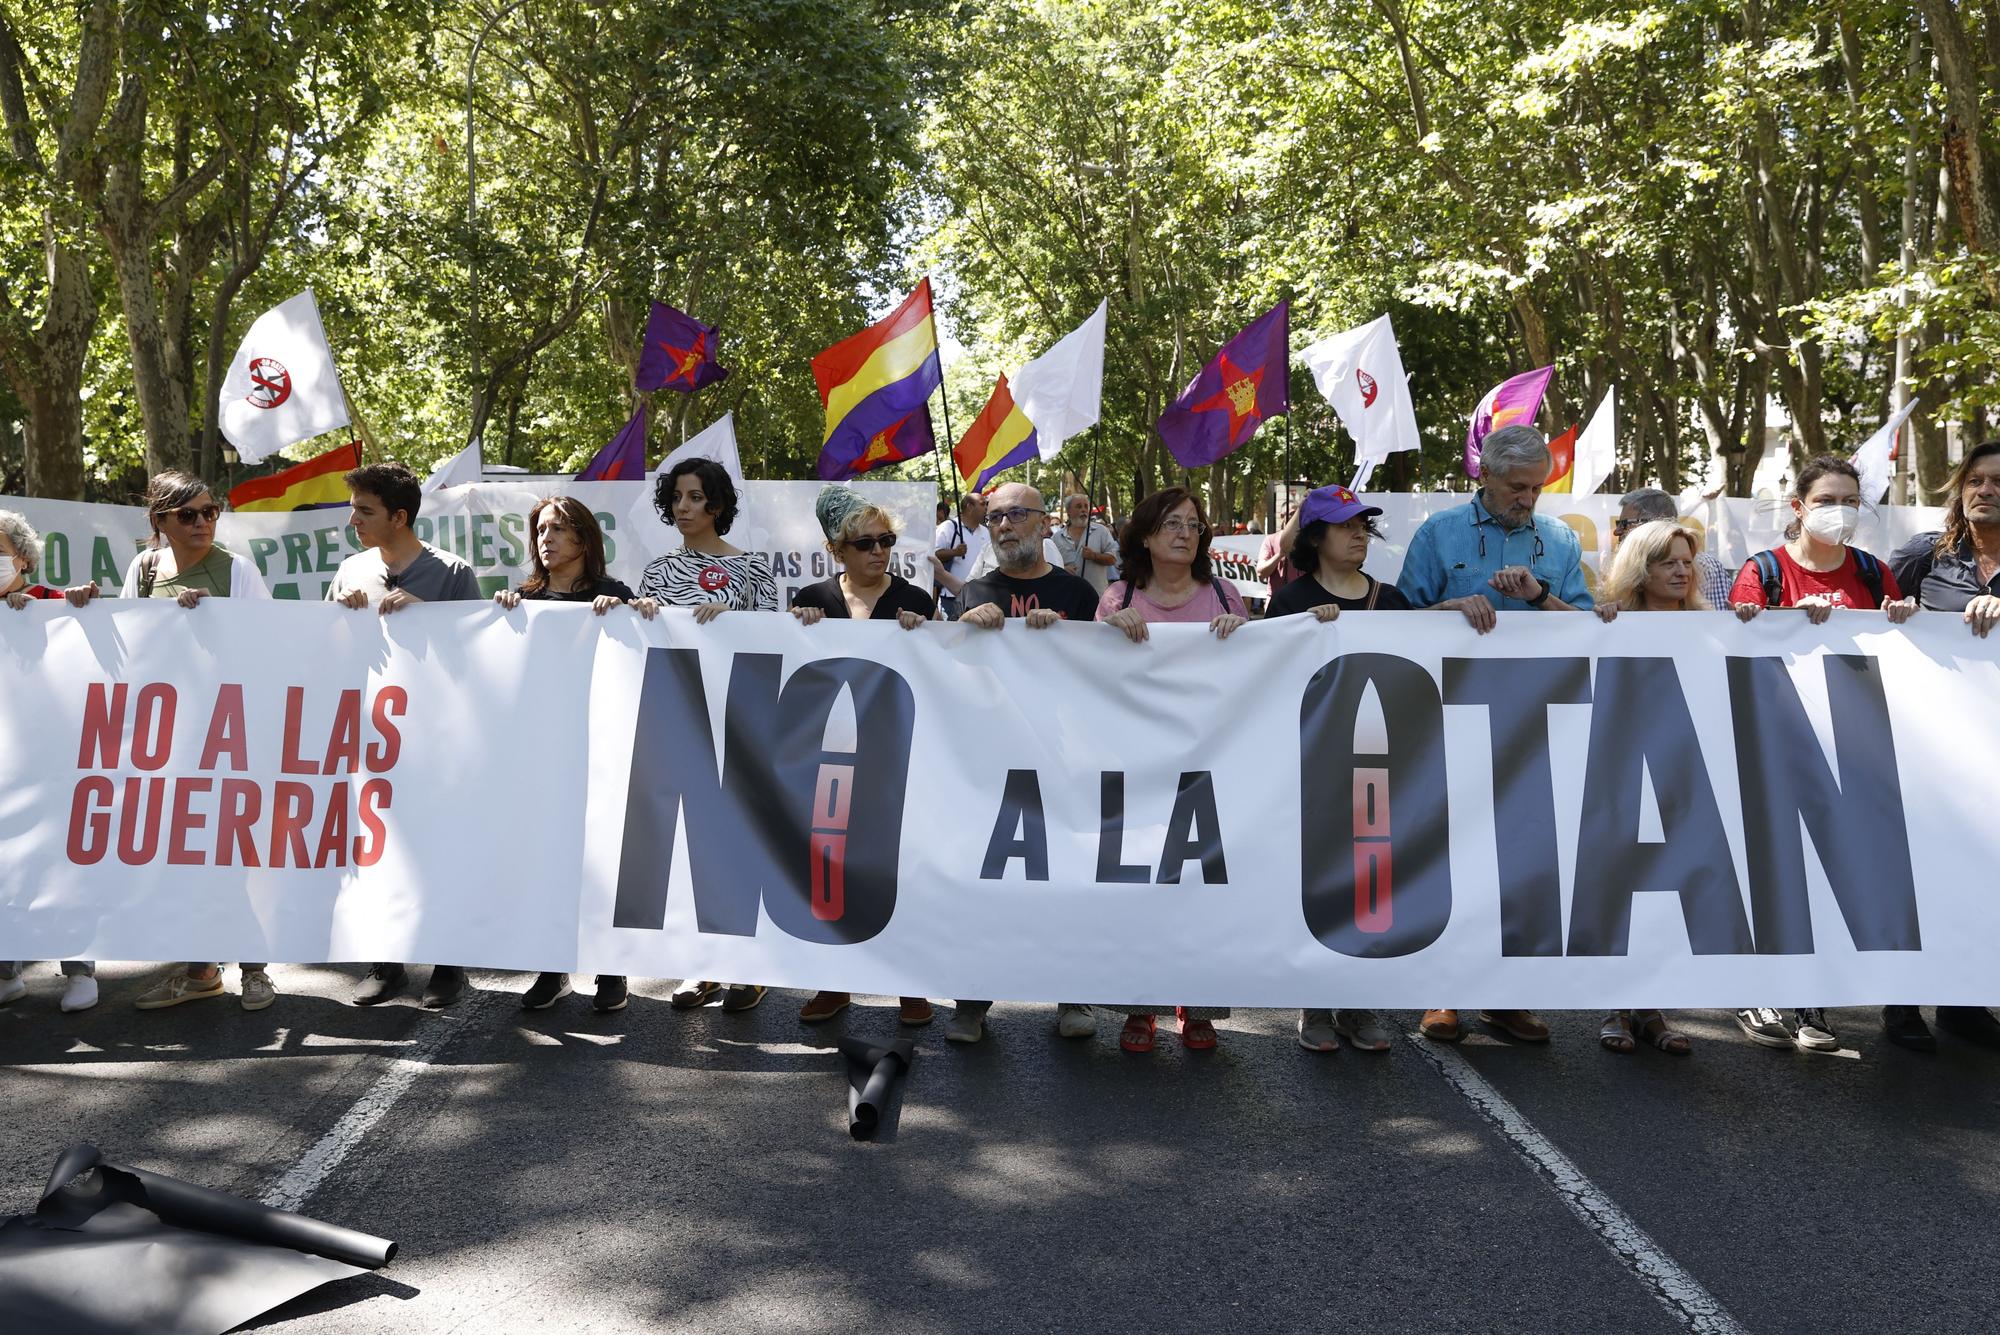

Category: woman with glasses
[1724, 455, 1915, 1054]
[498, 497, 651, 1015]
[1590, 519, 1713, 1055]
[73, 472, 278, 1011]
[1093, 486, 1244, 1053]
[788, 485, 937, 1027]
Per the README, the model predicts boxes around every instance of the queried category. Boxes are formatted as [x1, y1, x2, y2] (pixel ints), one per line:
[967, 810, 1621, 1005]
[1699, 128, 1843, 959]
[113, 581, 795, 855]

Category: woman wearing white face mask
[1725, 455, 1916, 1054]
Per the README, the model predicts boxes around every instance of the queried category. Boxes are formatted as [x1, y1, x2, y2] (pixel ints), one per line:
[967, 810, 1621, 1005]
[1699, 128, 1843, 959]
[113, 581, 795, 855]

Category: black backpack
[1750, 547, 1883, 609]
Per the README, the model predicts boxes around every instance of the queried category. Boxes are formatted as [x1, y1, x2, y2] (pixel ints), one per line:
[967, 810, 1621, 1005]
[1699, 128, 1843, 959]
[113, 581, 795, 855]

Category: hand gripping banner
[2, 601, 1996, 1008]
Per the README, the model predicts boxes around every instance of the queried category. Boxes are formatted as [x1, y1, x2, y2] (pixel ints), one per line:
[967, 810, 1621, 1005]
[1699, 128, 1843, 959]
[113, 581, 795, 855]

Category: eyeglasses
[984, 507, 1045, 527]
[1158, 519, 1207, 536]
[1612, 517, 1646, 535]
[845, 533, 897, 553]
[169, 505, 221, 525]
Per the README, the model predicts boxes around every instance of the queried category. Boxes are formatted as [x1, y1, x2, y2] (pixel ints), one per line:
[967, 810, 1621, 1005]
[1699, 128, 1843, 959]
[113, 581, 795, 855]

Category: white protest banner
[1211, 492, 1947, 604]
[3, 601, 1996, 1008]
[0, 480, 936, 606]
[217, 291, 351, 465]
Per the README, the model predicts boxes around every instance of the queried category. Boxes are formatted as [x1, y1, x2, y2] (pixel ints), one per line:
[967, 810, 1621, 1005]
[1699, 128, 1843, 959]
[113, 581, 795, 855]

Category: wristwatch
[1527, 577, 1552, 607]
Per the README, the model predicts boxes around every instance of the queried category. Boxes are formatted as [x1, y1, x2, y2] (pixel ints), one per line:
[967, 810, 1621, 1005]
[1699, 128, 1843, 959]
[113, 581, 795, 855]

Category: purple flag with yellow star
[635, 301, 729, 394]
[1156, 300, 1289, 467]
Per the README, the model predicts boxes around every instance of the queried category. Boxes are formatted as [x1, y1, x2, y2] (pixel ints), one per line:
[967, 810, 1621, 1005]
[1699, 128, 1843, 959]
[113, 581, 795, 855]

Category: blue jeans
[1, 960, 95, 978]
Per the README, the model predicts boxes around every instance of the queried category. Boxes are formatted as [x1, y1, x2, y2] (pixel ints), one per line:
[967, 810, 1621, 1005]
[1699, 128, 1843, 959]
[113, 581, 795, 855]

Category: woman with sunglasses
[75, 472, 278, 1011]
[788, 485, 936, 1026]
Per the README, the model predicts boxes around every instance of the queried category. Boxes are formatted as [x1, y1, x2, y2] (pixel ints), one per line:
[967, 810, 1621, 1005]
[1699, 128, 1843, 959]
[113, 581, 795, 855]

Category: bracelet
[1528, 578, 1552, 607]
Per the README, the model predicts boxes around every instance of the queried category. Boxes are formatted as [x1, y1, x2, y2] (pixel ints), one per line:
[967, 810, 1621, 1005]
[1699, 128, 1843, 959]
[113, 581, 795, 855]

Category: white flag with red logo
[1299, 314, 1421, 466]
[218, 289, 351, 465]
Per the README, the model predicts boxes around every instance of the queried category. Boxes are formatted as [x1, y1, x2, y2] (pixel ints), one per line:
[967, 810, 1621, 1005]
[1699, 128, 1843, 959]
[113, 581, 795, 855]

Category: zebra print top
[637, 548, 778, 611]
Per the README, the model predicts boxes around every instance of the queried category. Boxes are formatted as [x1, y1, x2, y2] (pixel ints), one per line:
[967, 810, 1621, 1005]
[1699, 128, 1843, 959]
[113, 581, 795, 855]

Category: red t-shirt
[1727, 547, 1902, 610]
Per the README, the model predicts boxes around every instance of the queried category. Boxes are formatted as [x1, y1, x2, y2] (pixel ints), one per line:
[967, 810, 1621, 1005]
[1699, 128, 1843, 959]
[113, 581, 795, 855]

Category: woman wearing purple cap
[1095, 486, 1243, 1052]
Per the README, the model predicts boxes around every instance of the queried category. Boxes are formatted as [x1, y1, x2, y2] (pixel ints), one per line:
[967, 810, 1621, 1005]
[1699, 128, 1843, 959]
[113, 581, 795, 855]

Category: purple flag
[1156, 301, 1290, 468]
[1463, 365, 1554, 477]
[635, 301, 729, 394]
[575, 410, 647, 481]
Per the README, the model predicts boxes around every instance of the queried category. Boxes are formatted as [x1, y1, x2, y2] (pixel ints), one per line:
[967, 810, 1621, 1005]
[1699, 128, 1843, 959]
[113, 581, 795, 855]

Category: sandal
[1599, 1012, 1636, 1054]
[1633, 1010, 1691, 1055]
[1177, 1009, 1217, 1051]
[1119, 1014, 1156, 1053]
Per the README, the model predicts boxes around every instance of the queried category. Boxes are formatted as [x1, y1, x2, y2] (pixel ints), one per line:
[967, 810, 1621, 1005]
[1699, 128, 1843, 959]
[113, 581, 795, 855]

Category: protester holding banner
[1088, 487, 1241, 1051]
[1395, 426, 1579, 1043]
[328, 462, 482, 1009]
[0, 511, 98, 1012]
[637, 457, 778, 1014]
[1881, 440, 2000, 1052]
[1614, 488, 1730, 609]
[72, 474, 284, 1012]
[1589, 519, 1711, 1055]
[949, 481, 1100, 1045]
[1726, 455, 1915, 1052]
[498, 497, 647, 1015]
[1096, 487, 1248, 647]
[790, 485, 936, 1026]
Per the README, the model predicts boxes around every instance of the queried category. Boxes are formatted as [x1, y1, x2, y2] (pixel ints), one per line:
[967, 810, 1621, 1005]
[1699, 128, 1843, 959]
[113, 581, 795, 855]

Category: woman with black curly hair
[637, 458, 778, 1014]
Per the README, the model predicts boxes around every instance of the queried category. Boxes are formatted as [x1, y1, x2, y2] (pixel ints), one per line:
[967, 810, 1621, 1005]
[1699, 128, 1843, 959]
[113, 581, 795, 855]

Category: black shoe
[1936, 1006, 2000, 1050]
[721, 983, 766, 1012]
[592, 975, 629, 1012]
[354, 963, 407, 1006]
[422, 965, 468, 1009]
[1882, 1004, 1937, 1052]
[522, 972, 571, 1010]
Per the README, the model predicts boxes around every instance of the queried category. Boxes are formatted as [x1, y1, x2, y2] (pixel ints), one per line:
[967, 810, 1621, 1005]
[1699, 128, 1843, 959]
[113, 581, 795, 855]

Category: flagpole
[934, 383, 962, 507]
[926, 403, 954, 508]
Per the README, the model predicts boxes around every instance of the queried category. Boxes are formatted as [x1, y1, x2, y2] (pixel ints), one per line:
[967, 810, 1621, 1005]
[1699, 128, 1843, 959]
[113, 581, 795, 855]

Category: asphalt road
[4, 963, 1997, 1333]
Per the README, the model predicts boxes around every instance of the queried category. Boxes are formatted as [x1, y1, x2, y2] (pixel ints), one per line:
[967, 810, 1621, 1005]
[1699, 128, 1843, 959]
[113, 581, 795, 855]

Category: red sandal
[1177, 1008, 1217, 1051]
[1119, 1014, 1156, 1053]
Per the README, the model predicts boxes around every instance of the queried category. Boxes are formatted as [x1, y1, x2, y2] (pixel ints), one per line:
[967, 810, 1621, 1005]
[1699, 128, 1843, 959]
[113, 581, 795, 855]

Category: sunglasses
[845, 533, 897, 553]
[168, 504, 222, 525]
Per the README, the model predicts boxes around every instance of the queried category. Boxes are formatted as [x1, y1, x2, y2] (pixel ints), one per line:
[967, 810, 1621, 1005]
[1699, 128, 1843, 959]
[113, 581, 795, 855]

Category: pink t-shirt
[1259, 531, 1300, 597]
[1096, 578, 1246, 623]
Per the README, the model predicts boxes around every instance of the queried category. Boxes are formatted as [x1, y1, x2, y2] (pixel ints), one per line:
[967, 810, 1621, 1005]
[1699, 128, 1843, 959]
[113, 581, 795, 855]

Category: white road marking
[260, 980, 502, 1212]
[1406, 1033, 1750, 1335]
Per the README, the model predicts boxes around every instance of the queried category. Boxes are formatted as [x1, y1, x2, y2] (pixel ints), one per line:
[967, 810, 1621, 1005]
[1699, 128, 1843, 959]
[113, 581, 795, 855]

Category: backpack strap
[136, 548, 160, 599]
[1119, 579, 1135, 611]
[1752, 549, 1783, 609]
[1851, 549, 1884, 607]
[1364, 577, 1381, 610]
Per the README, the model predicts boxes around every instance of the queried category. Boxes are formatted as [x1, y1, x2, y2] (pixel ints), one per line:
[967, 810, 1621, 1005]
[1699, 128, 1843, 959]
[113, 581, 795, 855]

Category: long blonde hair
[1601, 520, 1708, 611]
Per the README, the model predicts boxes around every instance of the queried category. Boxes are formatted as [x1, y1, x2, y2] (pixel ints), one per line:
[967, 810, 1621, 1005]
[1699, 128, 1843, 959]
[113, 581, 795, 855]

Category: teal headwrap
[814, 484, 870, 542]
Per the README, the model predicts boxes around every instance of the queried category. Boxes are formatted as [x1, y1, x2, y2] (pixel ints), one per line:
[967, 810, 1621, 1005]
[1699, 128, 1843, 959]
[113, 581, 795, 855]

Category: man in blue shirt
[1397, 424, 1590, 1046]
[1397, 424, 1593, 630]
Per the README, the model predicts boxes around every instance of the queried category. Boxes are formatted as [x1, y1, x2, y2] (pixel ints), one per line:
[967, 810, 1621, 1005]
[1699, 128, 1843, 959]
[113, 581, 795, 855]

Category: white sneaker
[240, 970, 276, 1011]
[0, 976, 24, 1006]
[134, 971, 225, 1009]
[944, 1006, 986, 1044]
[1056, 1004, 1096, 1039]
[60, 975, 99, 1012]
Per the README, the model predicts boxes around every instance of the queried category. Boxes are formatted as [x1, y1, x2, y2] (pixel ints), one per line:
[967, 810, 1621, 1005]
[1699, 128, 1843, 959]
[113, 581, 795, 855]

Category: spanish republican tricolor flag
[953, 374, 1038, 494]
[812, 279, 943, 480]
[227, 441, 360, 512]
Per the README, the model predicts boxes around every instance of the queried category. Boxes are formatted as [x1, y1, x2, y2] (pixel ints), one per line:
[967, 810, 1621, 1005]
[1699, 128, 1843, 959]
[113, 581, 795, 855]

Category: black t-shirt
[792, 574, 937, 620]
[961, 567, 1101, 622]
[521, 576, 636, 602]
[1265, 573, 1411, 618]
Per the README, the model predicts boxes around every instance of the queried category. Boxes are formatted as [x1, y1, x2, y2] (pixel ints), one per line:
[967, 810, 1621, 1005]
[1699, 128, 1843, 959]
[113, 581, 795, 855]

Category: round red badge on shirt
[698, 565, 730, 593]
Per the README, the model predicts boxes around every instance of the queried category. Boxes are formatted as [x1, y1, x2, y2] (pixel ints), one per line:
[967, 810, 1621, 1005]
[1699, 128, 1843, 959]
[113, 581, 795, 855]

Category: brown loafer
[799, 990, 851, 1023]
[1479, 1009, 1551, 1043]
[899, 996, 934, 1025]
[1420, 1008, 1462, 1041]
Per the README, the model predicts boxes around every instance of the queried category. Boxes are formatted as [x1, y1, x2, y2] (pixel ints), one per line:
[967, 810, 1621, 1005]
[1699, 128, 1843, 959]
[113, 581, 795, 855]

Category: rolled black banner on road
[837, 1036, 914, 1139]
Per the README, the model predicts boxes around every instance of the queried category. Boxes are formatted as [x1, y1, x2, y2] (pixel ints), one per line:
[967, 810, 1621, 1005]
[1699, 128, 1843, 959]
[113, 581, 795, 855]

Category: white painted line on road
[1405, 1034, 1750, 1335]
[261, 981, 502, 1212]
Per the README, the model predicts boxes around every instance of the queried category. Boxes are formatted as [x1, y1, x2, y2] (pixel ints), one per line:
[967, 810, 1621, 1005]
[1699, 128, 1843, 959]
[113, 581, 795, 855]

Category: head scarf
[814, 484, 869, 542]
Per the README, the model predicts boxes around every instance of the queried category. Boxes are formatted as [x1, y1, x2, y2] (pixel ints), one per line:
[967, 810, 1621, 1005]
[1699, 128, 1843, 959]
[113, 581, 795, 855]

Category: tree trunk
[1919, 0, 2000, 256]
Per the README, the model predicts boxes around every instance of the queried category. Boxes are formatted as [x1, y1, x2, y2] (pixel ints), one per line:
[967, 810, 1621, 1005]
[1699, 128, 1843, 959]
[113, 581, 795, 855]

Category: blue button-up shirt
[1395, 494, 1593, 611]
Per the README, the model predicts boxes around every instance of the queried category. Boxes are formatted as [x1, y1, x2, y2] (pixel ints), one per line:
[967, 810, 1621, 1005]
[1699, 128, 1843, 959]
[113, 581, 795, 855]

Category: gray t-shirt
[325, 544, 481, 605]
[1050, 520, 1117, 593]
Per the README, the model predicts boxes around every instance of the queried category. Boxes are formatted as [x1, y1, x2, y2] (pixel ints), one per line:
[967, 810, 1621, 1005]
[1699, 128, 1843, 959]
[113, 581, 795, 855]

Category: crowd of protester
[4, 427, 1997, 1060]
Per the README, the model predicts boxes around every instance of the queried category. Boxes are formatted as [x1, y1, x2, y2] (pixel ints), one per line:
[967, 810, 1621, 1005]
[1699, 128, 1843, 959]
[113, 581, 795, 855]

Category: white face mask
[1801, 504, 1859, 544]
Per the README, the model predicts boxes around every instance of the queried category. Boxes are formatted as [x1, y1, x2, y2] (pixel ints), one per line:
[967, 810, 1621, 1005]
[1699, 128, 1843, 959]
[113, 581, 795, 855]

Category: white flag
[1299, 315, 1421, 464]
[1012, 299, 1107, 458]
[1849, 398, 1918, 505]
[627, 413, 744, 541]
[423, 439, 483, 494]
[1572, 388, 1617, 496]
[218, 290, 350, 465]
